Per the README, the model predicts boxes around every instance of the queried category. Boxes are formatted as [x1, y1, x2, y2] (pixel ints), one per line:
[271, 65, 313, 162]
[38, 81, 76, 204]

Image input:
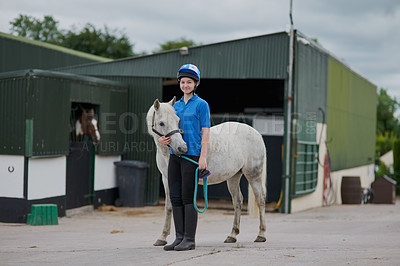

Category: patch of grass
[234, 243, 244, 249]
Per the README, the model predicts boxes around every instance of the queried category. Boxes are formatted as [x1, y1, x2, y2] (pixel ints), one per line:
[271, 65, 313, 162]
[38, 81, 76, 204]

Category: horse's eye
[159, 122, 165, 127]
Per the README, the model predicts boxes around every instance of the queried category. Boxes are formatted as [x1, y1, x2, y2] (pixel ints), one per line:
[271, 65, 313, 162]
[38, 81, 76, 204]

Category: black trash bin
[114, 160, 149, 207]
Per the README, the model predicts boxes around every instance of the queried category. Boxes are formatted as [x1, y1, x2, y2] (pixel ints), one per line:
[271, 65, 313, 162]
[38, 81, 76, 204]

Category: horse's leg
[245, 173, 267, 242]
[224, 172, 243, 243]
[153, 174, 172, 246]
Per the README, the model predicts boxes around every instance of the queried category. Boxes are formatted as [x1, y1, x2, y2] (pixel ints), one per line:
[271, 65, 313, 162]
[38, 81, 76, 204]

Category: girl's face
[180, 77, 198, 95]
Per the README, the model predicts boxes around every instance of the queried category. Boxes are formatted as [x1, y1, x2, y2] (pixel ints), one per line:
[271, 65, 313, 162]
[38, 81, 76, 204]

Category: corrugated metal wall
[294, 39, 329, 142]
[91, 76, 163, 205]
[292, 37, 329, 197]
[0, 70, 72, 157]
[0, 75, 27, 155]
[0, 32, 110, 73]
[58, 32, 289, 80]
[327, 58, 377, 171]
[29, 77, 71, 157]
[0, 69, 128, 157]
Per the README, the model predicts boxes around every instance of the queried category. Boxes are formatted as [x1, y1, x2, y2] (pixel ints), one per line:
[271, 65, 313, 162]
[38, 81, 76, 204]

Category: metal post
[283, 0, 294, 214]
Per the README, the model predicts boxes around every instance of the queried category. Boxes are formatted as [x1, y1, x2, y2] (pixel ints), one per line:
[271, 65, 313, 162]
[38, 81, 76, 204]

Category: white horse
[147, 98, 267, 245]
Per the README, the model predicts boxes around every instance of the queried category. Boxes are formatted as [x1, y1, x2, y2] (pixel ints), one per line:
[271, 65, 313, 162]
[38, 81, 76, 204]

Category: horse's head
[147, 97, 187, 156]
[78, 109, 101, 144]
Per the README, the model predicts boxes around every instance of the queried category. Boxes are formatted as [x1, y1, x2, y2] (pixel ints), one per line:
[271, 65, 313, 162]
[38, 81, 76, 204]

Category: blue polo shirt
[171, 94, 211, 156]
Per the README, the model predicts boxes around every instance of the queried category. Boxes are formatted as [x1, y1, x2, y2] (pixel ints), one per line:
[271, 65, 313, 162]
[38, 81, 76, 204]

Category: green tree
[375, 88, 400, 159]
[153, 37, 199, 53]
[9, 14, 134, 59]
[376, 88, 400, 135]
[62, 24, 133, 59]
[10, 14, 62, 44]
[375, 88, 400, 181]
[376, 131, 398, 158]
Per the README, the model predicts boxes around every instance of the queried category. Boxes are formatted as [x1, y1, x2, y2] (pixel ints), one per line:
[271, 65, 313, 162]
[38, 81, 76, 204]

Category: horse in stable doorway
[75, 108, 100, 144]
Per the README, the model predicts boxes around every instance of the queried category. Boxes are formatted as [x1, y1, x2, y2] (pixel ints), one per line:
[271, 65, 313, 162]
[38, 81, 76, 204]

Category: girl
[158, 64, 210, 251]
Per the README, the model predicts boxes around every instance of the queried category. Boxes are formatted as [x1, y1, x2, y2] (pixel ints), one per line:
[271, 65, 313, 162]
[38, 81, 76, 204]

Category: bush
[375, 160, 392, 180]
[375, 132, 398, 161]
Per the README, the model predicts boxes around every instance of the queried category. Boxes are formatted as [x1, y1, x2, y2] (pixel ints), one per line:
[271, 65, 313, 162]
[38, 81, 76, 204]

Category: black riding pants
[168, 154, 199, 207]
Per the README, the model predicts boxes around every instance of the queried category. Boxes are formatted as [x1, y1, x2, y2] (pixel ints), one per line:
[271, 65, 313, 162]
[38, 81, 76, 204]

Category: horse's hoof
[153, 240, 167, 246]
[254, 236, 266, 242]
[224, 236, 237, 243]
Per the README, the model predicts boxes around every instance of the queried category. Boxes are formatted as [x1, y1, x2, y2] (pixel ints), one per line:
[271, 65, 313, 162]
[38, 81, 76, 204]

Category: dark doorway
[66, 142, 95, 209]
[163, 78, 284, 114]
[162, 78, 285, 204]
[263, 135, 283, 202]
[66, 102, 98, 210]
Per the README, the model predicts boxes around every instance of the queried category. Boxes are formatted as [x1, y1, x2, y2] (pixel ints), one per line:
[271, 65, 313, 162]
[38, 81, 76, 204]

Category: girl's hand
[158, 136, 171, 146]
[198, 155, 207, 170]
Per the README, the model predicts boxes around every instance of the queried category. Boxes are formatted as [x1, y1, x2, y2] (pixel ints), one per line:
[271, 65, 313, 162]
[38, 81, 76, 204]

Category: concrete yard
[1, 198, 399, 265]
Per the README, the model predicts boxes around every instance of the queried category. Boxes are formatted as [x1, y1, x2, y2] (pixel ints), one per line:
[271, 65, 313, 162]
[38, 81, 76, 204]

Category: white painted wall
[0, 155, 25, 198]
[291, 123, 375, 212]
[94, 155, 120, 191]
[28, 156, 66, 200]
[330, 163, 375, 204]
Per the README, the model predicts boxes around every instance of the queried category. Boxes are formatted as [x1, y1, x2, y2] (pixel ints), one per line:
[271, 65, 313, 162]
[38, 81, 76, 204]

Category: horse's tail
[248, 138, 267, 217]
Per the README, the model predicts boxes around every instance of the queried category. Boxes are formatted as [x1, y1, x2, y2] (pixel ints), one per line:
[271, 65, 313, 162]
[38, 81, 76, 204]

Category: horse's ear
[154, 99, 160, 111]
[82, 109, 88, 115]
[169, 96, 176, 106]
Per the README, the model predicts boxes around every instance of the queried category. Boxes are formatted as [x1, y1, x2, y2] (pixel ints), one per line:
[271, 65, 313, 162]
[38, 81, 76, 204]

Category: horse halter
[151, 110, 183, 138]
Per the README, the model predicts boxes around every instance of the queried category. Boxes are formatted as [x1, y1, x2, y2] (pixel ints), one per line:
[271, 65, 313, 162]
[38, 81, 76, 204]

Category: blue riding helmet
[177, 64, 200, 84]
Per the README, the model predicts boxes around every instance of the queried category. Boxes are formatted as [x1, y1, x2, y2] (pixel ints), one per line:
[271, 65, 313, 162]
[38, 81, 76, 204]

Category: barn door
[66, 103, 96, 209]
[66, 142, 95, 209]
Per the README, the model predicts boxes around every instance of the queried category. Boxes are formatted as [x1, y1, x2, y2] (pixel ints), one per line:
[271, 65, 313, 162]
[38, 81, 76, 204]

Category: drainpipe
[282, 0, 294, 214]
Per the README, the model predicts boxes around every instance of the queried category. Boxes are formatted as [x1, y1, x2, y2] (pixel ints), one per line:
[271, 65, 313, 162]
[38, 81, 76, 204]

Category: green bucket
[27, 204, 58, 225]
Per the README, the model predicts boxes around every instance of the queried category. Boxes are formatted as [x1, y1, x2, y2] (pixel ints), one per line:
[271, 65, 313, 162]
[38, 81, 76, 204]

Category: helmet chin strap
[190, 85, 197, 95]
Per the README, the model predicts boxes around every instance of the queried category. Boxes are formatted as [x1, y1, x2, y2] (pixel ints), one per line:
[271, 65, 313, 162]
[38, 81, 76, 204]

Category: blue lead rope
[180, 155, 208, 213]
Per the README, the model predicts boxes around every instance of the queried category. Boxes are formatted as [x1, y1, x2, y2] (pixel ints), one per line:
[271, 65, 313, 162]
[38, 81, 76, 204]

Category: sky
[0, 0, 399, 103]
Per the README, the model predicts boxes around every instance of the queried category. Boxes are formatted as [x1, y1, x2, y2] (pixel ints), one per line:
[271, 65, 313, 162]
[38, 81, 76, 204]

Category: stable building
[0, 32, 122, 222]
[0, 30, 377, 221]
[0, 69, 127, 222]
[59, 30, 377, 213]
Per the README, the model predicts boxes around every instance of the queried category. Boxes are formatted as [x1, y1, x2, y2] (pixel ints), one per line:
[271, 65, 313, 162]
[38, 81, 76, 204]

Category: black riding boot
[163, 206, 184, 251]
[174, 204, 197, 251]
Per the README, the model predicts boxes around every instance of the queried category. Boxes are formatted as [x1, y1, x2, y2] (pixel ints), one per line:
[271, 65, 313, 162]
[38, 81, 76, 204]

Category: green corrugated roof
[0, 32, 112, 62]
[57, 31, 290, 80]
[0, 69, 125, 88]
